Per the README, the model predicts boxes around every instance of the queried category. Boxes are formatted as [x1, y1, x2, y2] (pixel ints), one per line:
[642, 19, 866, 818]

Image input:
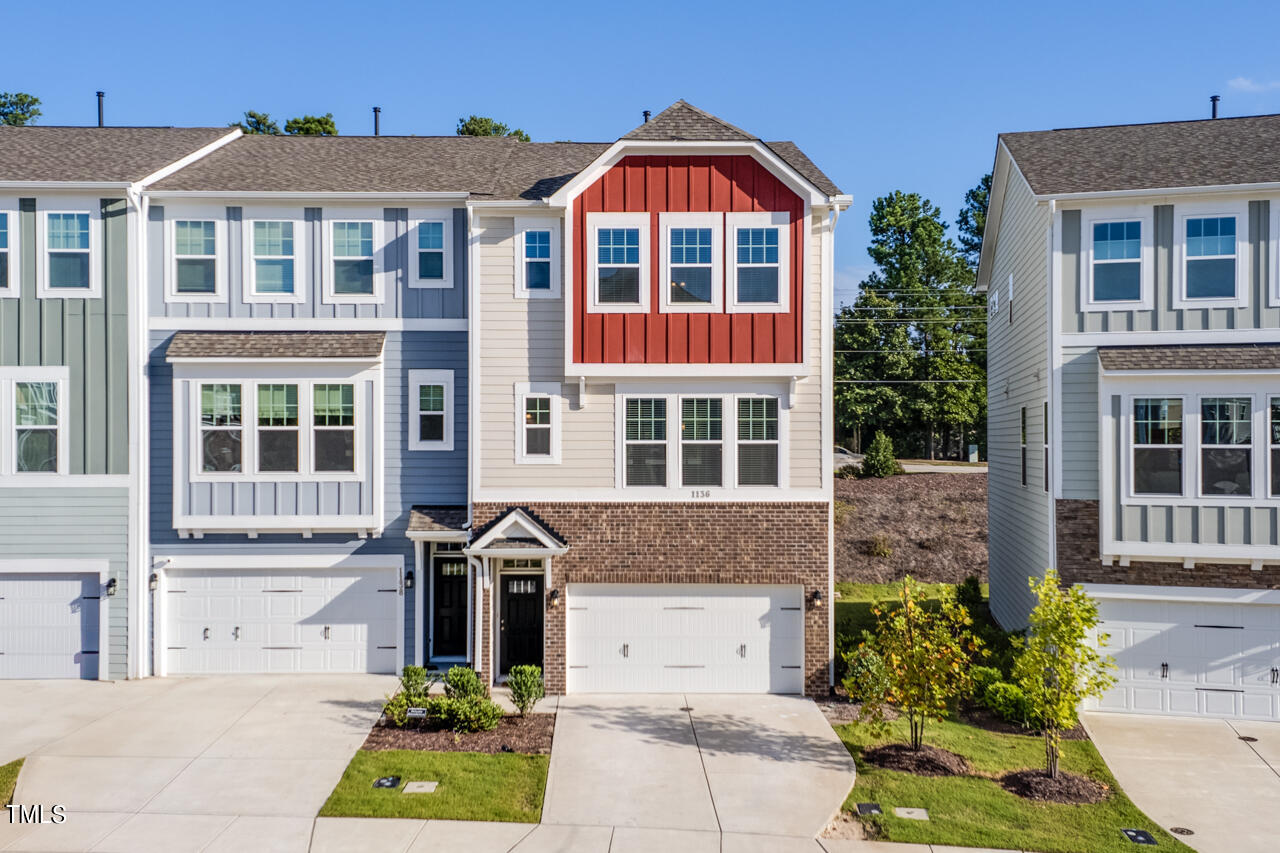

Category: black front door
[500, 575, 544, 674]
[431, 557, 467, 657]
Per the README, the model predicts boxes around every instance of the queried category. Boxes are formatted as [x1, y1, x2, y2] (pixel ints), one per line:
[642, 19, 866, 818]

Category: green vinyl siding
[0, 198, 129, 475]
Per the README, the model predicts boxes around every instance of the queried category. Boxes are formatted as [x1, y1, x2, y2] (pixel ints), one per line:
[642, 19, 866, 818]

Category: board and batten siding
[987, 164, 1052, 630]
[147, 205, 467, 320]
[1061, 200, 1272, 334]
[1059, 346, 1099, 500]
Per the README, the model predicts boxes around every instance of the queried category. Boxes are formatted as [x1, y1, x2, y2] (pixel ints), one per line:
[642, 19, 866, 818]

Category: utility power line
[836, 349, 986, 354]
[835, 379, 984, 384]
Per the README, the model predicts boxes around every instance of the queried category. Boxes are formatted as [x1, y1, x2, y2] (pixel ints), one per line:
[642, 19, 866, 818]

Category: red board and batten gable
[571, 155, 805, 364]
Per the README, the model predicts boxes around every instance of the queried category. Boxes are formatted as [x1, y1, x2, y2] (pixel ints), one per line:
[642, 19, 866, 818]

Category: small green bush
[970, 665, 1003, 697]
[833, 632, 858, 681]
[983, 681, 1033, 726]
[840, 643, 890, 702]
[383, 690, 410, 727]
[859, 431, 899, 479]
[440, 695, 505, 733]
[867, 534, 893, 558]
[507, 665, 544, 716]
[956, 576, 985, 616]
[443, 665, 487, 700]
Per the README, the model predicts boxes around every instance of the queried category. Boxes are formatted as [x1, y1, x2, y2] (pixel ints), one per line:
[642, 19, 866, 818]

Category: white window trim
[1270, 395, 1280, 499]
[586, 212, 650, 314]
[620, 396, 671, 488]
[726, 211, 790, 314]
[657, 212, 723, 313]
[514, 381, 561, 465]
[1080, 207, 1155, 312]
[0, 201, 20, 298]
[0, 367, 70, 479]
[514, 217, 561, 299]
[409, 368, 454, 452]
[241, 211, 307, 304]
[185, 369, 372, 484]
[321, 212, 385, 305]
[36, 201, 101, 300]
[164, 206, 228, 304]
[1171, 201, 1250, 311]
[1195, 393, 1257, 501]
[1268, 203, 1280, 308]
[733, 393, 783, 488]
[409, 211, 454, 289]
[679, 395, 727, 489]
[1125, 393, 1188, 502]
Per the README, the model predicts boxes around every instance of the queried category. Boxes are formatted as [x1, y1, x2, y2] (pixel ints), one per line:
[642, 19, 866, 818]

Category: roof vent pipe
[96, 91, 104, 127]
[1211, 94, 1220, 119]
[643, 110, 651, 123]
[373, 106, 381, 136]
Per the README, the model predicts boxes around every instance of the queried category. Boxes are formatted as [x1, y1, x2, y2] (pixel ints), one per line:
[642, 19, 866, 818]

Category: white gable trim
[466, 508, 568, 555]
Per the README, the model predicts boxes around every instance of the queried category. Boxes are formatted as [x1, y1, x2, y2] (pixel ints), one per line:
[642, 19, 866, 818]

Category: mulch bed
[863, 743, 971, 777]
[959, 706, 1089, 741]
[361, 713, 555, 755]
[999, 768, 1109, 804]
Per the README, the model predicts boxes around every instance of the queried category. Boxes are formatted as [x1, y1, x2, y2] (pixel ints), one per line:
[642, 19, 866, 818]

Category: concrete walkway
[1082, 711, 1280, 853]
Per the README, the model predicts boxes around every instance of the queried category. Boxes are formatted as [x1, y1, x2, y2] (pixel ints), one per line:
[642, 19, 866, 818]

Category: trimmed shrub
[382, 691, 411, 727]
[983, 681, 1033, 726]
[440, 696, 505, 733]
[443, 665, 487, 700]
[400, 665, 429, 697]
[840, 643, 890, 702]
[970, 665, 1003, 698]
[859, 431, 899, 479]
[507, 665, 545, 716]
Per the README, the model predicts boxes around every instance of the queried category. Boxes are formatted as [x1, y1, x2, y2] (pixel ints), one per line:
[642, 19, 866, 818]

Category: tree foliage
[1012, 570, 1117, 778]
[846, 576, 984, 750]
[231, 110, 281, 135]
[834, 189, 986, 458]
[860, 430, 899, 478]
[284, 113, 337, 136]
[956, 172, 991, 268]
[0, 92, 41, 126]
[456, 115, 530, 142]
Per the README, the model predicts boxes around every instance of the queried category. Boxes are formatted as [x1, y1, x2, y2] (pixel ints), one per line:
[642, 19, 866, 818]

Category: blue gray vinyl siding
[147, 206, 467, 320]
[0, 490, 128, 679]
[1060, 346, 1099, 500]
[1062, 200, 1272, 334]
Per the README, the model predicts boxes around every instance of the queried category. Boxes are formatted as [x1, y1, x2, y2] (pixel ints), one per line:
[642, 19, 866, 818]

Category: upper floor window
[587, 213, 649, 313]
[174, 220, 218, 296]
[200, 383, 242, 473]
[1132, 397, 1183, 496]
[737, 397, 778, 486]
[1173, 204, 1247, 309]
[514, 382, 561, 464]
[658, 212, 723, 312]
[681, 398, 723, 487]
[411, 215, 453, 289]
[37, 210, 99, 300]
[514, 218, 560, 299]
[1201, 397, 1251, 497]
[624, 398, 667, 487]
[248, 219, 300, 301]
[15, 381, 58, 474]
[0, 211, 13, 294]
[256, 384, 299, 473]
[409, 369, 453, 451]
[331, 221, 375, 297]
[726, 211, 789, 313]
[1091, 221, 1141, 302]
[313, 384, 355, 472]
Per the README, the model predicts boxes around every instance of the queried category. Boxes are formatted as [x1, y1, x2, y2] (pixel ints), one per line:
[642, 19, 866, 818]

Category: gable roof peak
[622, 100, 757, 142]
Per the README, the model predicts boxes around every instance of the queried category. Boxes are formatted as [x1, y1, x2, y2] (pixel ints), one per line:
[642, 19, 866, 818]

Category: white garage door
[567, 584, 805, 694]
[166, 569, 398, 675]
[1095, 599, 1280, 720]
[0, 573, 100, 680]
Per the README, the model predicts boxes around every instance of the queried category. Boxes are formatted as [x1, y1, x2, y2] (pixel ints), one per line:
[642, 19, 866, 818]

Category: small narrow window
[331, 221, 374, 296]
[734, 227, 780, 304]
[681, 398, 723, 487]
[1185, 216, 1237, 299]
[417, 221, 446, 283]
[1201, 397, 1251, 497]
[252, 221, 296, 295]
[200, 383, 242, 473]
[1270, 399, 1280, 498]
[523, 396, 552, 457]
[1091, 221, 1142, 302]
[15, 381, 58, 473]
[256, 384, 299, 473]
[669, 228, 714, 304]
[525, 230, 551, 290]
[174, 220, 217, 294]
[313, 384, 355, 472]
[46, 213, 90, 289]
[737, 398, 779, 487]
[410, 369, 453, 451]
[1043, 401, 1050, 493]
[597, 228, 641, 304]
[1133, 398, 1183, 496]
[1020, 407, 1028, 486]
[418, 384, 445, 441]
[0, 212, 10, 291]
[624, 398, 667, 487]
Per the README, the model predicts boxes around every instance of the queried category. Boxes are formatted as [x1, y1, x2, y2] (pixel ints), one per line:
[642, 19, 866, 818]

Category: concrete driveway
[1083, 712, 1280, 853]
[0, 674, 391, 853]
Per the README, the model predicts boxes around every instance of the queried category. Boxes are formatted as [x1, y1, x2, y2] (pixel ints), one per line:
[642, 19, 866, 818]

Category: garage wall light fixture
[105, 578, 118, 597]
[548, 589, 560, 608]
[149, 572, 159, 592]
[404, 569, 414, 590]
[810, 590, 823, 609]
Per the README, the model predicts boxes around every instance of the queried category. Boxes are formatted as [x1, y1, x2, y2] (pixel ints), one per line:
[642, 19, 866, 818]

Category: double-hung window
[1271, 398, 1280, 498]
[659, 213, 722, 312]
[43, 212, 92, 294]
[15, 381, 59, 473]
[681, 398, 723, 487]
[524, 398, 551, 456]
[515, 382, 560, 464]
[1090, 221, 1141, 302]
[174, 220, 218, 296]
[411, 215, 453, 288]
[588, 213, 648, 311]
[624, 398, 667, 486]
[737, 398, 779, 487]
[1132, 398, 1183, 496]
[1200, 397, 1252, 497]
[313, 384, 355, 472]
[409, 369, 453, 451]
[256, 384, 299, 473]
[0, 209, 14, 294]
[1174, 206, 1246, 308]
[249, 220, 299, 298]
[514, 218, 559, 298]
[329, 220, 376, 298]
[525, 231, 551, 289]
[200, 384, 243, 473]
[726, 212, 789, 312]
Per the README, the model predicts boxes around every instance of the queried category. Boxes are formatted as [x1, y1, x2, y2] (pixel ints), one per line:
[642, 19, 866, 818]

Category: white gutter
[0, 181, 132, 190]
[1035, 180, 1280, 204]
[145, 191, 472, 201]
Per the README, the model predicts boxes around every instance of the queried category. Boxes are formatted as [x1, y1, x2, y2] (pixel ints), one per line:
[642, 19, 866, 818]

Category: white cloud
[1228, 76, 1280, 93]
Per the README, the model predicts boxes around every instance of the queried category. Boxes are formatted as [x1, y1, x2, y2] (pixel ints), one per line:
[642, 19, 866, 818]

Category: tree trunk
[927, 425, 935, 460]
[1045, 729, 1059, 779]
[909, 713, 924, 751]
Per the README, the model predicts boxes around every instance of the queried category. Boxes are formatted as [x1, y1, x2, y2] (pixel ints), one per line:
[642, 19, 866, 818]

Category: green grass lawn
[319, 750, 548, 822]
[1, 758, 22, 806]
[835, 581, 983, 638]
[836, 716, 1191, 853]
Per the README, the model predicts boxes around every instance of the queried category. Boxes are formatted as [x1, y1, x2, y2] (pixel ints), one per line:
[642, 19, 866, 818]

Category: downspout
[1046, 198, 1058, 575]
[465, 202, 477, 530]
[126, 183, 151, 678]
[469, 555, 485, 674]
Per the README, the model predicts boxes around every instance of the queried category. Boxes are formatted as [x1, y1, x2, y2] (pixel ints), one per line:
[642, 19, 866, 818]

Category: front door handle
[233, 626, 240, 641]
[324, 625, 331, 640]
[1161, 662, 1169, 679]
[622, 643, 629, 659]
[203, 627, 209, 641]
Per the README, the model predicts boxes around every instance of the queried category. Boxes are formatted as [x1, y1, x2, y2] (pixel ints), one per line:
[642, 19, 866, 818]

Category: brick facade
[1056, 499, 1280, 589]
[472, 501, 831, 696]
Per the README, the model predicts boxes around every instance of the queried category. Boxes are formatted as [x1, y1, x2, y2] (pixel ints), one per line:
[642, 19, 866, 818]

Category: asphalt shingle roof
[407, 505, 469, 533]
[1001, 114, 1280, 195]
[471, 507, 569, 549]
[1098, 344, 1280, 371]
[623, 100, 756, 142]
[0, 126, 233, 183]
[165, 331, 386, 360]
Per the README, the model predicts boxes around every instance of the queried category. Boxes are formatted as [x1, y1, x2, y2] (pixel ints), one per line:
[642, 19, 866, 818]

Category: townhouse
[0, 102, 848, 696]
[983, 114, 1280, 720]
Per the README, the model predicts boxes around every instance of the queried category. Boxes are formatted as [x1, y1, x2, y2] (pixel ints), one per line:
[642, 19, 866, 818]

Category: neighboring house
[982, 114, 1280, 720]
[0, 126, 239, 680]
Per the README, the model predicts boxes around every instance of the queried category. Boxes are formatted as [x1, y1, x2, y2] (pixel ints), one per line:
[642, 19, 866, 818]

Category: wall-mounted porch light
[810, 589, 823, 609]
[149, 572, 159, 592]
[404, 569, 415, 590]
[105, 577, 118, 597]
[548, 589, 560, 608]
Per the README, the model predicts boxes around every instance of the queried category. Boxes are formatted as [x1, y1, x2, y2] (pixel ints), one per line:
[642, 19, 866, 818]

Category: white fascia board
[469, 508, 564, 551]
[570, 363, 809, 379]
[977, 142, 1014, 292]
[1037, 180, 1280, 204]
[150, 317, 466, 331]
[469, 200, 557, 210]
[135, 129, 243, 189]
[1081, 583, 1280, 606]
[472, 487, 830, 502]
[465, 547, 570, 558]
[405, 529, 470, 542]
[145, 191, 471, 202]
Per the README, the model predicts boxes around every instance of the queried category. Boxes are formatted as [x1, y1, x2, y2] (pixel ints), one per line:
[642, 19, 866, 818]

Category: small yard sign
[406, 707, 428, 719]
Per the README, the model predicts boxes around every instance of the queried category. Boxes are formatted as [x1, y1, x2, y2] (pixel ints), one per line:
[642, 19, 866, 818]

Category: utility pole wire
[835, 380, 984, 384]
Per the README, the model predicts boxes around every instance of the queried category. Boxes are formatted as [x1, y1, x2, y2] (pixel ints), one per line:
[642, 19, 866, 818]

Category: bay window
[256, 384, 299, 473]
[313, 384, 355, 472]
[200, 383, 243, 473]
[624, 398, 667, 487]
[737, 397, 778, 486]
[681, 398, 723, 487]
[1201, 397, 1251, 496]
[1132, 398, 1183, 496]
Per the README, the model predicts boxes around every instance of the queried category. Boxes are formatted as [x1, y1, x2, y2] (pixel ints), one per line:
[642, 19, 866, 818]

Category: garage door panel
[0, 573, 100, 680]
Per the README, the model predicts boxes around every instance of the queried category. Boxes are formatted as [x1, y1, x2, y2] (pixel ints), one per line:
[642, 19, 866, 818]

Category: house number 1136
[689, 490, 711, 499]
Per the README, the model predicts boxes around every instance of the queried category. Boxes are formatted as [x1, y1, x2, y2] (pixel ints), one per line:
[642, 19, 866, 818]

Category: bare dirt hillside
[835, 473, 987, 584]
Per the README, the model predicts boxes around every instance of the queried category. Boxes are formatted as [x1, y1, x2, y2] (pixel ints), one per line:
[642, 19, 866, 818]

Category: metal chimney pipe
[96, 91, 104, 127]
[1211, 95, 1220, 119]
[373, 106, 381, 136]
[643, 110, 651, 123]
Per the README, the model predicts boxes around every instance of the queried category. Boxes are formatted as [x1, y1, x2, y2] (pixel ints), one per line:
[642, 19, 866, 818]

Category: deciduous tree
[284, 113, 337, 136]
[0, 92, 41, 126]
[456, 115, 530, 142]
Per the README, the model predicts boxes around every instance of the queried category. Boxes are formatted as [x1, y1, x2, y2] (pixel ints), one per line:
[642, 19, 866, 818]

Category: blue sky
[5, 0, 1280, 305]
